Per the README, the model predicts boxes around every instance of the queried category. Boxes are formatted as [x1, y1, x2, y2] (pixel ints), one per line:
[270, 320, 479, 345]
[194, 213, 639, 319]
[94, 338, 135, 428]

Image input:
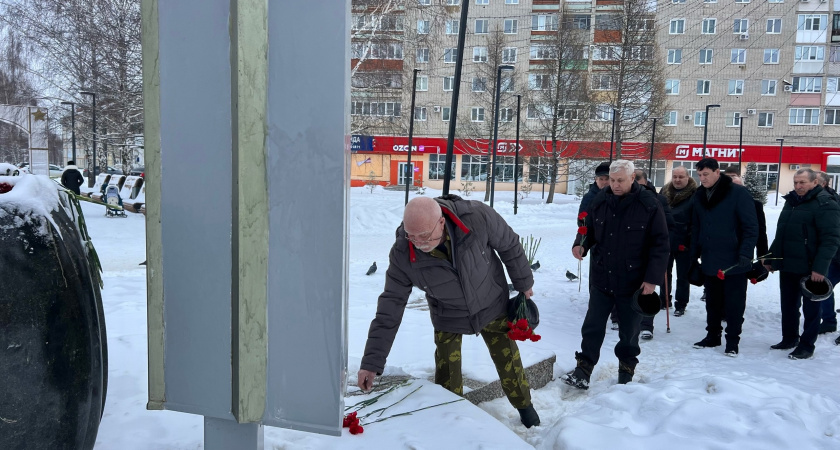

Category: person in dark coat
[660, 166, 697, 317]
[725, 167, 769, 257]
[633, 169, 674, 339]
[690, 158, 758, 357]
[815, 171, 839, 335]
[563, 160, 670, 388]
[764, 169, 840, 359]
[357, 196, 540, 427]
[579, 162, 611, 214]
[59, 161, 84, 195]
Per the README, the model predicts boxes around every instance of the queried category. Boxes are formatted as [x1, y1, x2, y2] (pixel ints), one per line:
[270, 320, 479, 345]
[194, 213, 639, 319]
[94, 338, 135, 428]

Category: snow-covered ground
[88, 186, 840, 449]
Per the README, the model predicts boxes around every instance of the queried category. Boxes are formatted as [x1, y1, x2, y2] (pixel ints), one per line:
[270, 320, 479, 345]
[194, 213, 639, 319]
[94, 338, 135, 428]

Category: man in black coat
[815, 171, 839, 336]
[691, 158, 758, 357]
[661, 166, 697, 316]
[60, 161, 84, 196]
[579, 162, 611, 214]
[563, 160, 669, 388]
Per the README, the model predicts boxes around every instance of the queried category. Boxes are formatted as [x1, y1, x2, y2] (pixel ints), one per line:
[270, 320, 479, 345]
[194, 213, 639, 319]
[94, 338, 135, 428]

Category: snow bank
[0, 174, 61, 237]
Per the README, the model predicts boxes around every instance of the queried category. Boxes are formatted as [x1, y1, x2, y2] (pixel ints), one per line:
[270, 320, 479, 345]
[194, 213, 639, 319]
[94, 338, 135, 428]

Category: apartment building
[350, 0, 840, 193]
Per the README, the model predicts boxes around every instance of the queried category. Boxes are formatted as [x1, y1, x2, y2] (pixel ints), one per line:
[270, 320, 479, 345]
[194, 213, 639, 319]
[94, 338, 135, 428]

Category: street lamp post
[738, 115, 745, 174]
[648, 117, 659, 184]
[405, 68, 421, 206]
[489, 64, 514, 208]
[776, 138, 784, 206]
[514, 94, 521, 215]
[442, 0, 470, 195]
[60, 101, 76, 162]
[702, 104, 720, 157]
[80, 91, 97, 187]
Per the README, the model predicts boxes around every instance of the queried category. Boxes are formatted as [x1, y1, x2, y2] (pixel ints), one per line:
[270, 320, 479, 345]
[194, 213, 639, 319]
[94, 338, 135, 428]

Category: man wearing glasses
[357, 195, 540, 428]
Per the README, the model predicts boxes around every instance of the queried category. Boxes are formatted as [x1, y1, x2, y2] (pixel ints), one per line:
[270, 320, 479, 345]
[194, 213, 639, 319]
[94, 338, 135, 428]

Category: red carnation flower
[349, 424, 364, 435]
[750, 278, 758, 284]
[0, 183, 12, 194]
[516, 318, 529, 330]
[678, 245, 686, 252]
[507, 321, 515, 330]
[578, 212, 588, 220]
[578, 226, 588, 235]
[529, 334, 541, 342]
[717, 269, 726, 280]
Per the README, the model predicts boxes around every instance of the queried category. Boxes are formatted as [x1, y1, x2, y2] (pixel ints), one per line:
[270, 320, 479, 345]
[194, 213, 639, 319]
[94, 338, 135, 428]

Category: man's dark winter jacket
[574, 182, 670, 296]
[768, 185, 840, 276]
[640, 182, 675, 232]
[661, 178, 697, 253]
[361, 195, 533, 374]
[691, 174, 758, 276]
[579, 182, 602, 214]
[60, 165, 84, 195]
[754, 200, 769, 257]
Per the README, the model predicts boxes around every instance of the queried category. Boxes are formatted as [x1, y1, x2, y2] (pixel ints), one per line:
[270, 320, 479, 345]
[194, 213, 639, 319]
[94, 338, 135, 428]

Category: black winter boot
[562, 352, 594, 390]
[693, 335, 721, 349]
[788, 347, 814, 360]
[517, 405, 540, 428]
[770, 339, 799, 350]
[617, 361, 634, 385]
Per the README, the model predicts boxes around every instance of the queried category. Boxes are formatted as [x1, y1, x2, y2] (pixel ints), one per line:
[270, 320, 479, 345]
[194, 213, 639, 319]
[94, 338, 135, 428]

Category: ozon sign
[674, 145, 743, 160]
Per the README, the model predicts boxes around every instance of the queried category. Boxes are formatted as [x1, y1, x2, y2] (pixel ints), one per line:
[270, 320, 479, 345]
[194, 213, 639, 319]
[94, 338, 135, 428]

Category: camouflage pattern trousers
[434, 314, 531, 409]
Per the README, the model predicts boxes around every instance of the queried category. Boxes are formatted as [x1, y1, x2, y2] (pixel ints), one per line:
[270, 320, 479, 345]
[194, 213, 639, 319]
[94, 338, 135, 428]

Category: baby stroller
[104, 185, 126, 218]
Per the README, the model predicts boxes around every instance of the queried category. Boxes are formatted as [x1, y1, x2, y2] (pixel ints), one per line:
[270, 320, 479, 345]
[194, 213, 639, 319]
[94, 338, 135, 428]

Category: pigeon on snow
[366, 261, 377, 276]
[566, 270, 578, 281]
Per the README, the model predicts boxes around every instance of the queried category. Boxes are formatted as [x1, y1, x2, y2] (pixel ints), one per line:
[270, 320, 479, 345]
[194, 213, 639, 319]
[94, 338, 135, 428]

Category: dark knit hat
[594, 162, 611, 177]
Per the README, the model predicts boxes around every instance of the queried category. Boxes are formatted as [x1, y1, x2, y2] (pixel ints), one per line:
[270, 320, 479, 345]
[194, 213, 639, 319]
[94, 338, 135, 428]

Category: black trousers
[580, 288, 642, 369]
[668, 251, 692, 310]
[779, 271, 821, 352]
[703, 273, 748, 345]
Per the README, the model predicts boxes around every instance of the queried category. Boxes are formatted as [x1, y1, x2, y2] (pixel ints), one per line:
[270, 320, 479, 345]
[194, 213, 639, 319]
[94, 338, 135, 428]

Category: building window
[595, 14, 622, 30]
[592, 104, 614, 121]
[471, 107, 485, 122]
[429, 154, 455, 180]
[702, 18, 717, 34]
[414, 107, 427, 121]
[792, 76, 823, 93]
[352, 42, 404, 60]
[666, 79, 680, 95]
[505, 0, 519, 3]
[726, 111, 742, 127]
[592, 46, 620, 61]
[827, 77, 840, 93]
[767, 18, 782, 34]
[825, 109, 840, 125]
[416, 75, 428, 91]
[500, 108, 515, 122]
[442, 107, 451, 121]
[528, 157, 552, 183]
[798, 14, 827, 31]
[764, 49, 780, 64]
[768, 0, 783, 3]
[571, 15, 591, 30]
[417, 20, 430, 34]
[697, 80, 711, 95]
[493, 156, 522, 182]
[699, 49, 713, 64]
[670, 19, 685, 34]
[416, 48, 430, 63]
[672, 0, 686, 3]
[532, 14, 559, 31]
[461, 155, 488, 181]
[694, 111, 707, 126]
[664, 110, 678, 126]
[501, 75, 514, 92]
[445, 19, 459, 35]
[733, 19, 749, 34]
[443, 76, 454, 91]
[529, 74, 550, 90]
[735, 0, 749, 3]
[417, 0, 431, 4]
[472, 77, 487, 92]
[530, 45, 555, 60]
[755, 164, 780, 190]
[504, 19, 518, 34]
[350, 101, 401, 117]
[704, 0, 717, 3]
[473, 47, 488, 62]
[667, 49, 682, 64]
[502, 47, 517, 63]
[444, 48, 459, 63]
[728, 80, 744, 95]
[476, 0, 489, 4]
[475, 19, 489, 34]
[592, 74, 615, 90]
[527, 104, 552, 120]
[446, 0, 460, 4]
[758, 112, 774, 127]
[761, 79, 777, 95]
[731, 49, 747, 64]
[795, 46, 825, 61]
[789, 108, 820, 125]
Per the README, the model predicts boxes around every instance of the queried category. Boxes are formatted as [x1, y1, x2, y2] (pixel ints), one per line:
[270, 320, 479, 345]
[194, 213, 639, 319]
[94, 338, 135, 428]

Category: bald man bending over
[357, 195, 540, 428]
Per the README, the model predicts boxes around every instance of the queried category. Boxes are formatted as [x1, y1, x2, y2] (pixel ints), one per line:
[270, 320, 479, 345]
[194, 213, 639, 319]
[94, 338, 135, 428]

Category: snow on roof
[0, 174, 61, 237]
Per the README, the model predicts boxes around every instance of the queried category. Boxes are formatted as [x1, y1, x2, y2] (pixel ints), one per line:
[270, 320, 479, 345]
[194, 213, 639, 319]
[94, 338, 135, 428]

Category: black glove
[738, 256, 753, 270]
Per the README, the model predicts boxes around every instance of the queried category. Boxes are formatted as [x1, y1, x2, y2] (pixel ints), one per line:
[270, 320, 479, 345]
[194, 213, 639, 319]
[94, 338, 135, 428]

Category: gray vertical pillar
[263, 0, 350, 435]
[143, 0, 348, 443]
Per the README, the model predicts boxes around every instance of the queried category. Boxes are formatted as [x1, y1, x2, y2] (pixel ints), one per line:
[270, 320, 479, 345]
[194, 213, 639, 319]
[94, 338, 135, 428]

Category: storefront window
[493, 156, 523, 182]
[634, 160, 667, 187]
[755, 163, 779, 190]
[428, 154, 455, 180]
[461, 155, 488, 181]
[528, 157, 552, 183]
